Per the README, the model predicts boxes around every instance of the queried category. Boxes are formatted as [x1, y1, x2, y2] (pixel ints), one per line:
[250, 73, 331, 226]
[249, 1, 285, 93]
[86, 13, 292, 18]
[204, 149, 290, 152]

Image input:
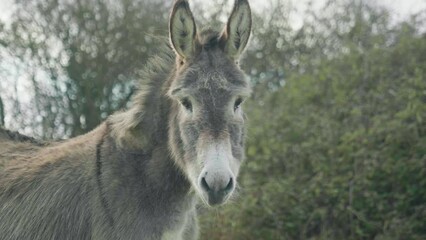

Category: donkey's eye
[180, 98, 193, 112]
[234, 98, 243, 111]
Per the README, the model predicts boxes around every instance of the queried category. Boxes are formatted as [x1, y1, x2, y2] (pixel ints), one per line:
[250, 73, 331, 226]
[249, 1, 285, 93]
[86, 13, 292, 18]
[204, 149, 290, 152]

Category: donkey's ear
[169, 0, 197, 60]
[221, 0, 252, 60]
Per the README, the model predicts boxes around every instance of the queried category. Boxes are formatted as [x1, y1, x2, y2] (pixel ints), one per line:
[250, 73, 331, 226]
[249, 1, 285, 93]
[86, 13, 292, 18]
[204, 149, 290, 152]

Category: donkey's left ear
[221, 0, 252, 60]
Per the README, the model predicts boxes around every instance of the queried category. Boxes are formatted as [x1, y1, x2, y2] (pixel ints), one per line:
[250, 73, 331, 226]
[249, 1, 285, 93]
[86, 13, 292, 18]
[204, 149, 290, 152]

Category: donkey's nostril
[201, 176, 233, 193]
[201, 177, 211, 192]
[224, 178, 233, 193]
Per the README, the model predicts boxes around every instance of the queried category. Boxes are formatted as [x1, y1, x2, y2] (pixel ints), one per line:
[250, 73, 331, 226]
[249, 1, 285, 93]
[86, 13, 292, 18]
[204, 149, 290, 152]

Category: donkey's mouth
[205, 192, 230, 206]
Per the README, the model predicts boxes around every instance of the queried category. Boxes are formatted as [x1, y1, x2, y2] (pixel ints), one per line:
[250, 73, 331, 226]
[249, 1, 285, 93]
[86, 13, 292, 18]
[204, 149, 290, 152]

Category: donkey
[0, 0, 252, 239]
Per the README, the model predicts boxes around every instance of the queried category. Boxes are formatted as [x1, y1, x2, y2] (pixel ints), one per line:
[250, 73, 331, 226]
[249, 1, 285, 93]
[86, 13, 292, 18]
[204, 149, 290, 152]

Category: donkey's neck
[106, 47, 192, 197]
[97, 125, 195, 238]
[103, 54, 196, 231]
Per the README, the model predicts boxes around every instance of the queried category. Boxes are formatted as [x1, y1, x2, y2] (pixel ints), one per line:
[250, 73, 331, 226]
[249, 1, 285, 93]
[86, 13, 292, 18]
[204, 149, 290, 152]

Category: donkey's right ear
[169, 0, 198, 60]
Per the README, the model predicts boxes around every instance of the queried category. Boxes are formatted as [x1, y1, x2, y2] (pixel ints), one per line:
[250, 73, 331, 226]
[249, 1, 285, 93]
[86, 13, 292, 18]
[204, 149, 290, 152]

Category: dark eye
[180, 98, 192, 112]
[234, 98, 243, 111]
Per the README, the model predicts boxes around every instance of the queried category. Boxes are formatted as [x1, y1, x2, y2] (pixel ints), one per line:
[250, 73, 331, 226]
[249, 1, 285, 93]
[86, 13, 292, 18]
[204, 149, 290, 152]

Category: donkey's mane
[198, 28, 223, 50]
[108, 38, 175, 149]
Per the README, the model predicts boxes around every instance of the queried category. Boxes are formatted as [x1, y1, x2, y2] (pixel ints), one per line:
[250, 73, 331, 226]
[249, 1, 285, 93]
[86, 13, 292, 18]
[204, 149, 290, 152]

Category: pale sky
[1, 0, 425, 27]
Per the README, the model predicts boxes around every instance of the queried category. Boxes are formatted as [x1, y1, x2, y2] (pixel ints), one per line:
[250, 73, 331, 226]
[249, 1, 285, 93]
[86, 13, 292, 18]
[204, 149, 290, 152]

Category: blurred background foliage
[0, 0, 425, 239]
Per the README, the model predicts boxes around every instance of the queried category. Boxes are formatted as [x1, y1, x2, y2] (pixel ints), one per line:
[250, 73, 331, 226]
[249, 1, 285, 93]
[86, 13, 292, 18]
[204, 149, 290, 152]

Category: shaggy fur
[0, 0, 252, 239]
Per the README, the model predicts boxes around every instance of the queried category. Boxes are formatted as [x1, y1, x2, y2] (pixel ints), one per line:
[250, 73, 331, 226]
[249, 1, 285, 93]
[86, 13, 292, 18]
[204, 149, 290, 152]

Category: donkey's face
[168, 0, 252, 206]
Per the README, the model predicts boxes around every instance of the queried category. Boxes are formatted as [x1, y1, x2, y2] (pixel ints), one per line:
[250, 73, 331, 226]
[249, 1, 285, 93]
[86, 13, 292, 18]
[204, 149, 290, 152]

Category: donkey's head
[167, 0, 252, 206]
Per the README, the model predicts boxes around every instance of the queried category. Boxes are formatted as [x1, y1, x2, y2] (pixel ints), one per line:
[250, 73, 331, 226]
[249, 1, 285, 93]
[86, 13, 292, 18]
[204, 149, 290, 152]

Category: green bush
[200, 18, 426, 240]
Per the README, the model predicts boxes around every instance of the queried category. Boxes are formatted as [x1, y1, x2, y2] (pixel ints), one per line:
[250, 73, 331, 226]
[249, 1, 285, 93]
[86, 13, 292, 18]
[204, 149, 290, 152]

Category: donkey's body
[0, 128, 45, 169]
[0, 0, 252, 239]
[0, 50, 196, 240]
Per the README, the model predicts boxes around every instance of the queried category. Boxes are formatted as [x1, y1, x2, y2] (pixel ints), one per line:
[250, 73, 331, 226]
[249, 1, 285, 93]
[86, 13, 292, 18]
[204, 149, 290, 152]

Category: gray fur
[0, 0, 252, 239]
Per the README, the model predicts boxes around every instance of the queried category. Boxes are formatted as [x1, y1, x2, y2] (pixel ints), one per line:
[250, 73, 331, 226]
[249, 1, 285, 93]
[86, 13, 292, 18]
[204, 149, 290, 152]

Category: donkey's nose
[200, 173, 234, 205]
[201, 176, 233, 193]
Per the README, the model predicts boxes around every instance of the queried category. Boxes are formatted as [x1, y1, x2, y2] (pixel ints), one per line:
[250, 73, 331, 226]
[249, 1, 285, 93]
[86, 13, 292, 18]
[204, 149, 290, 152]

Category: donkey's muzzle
[200, 174, 234, 206]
